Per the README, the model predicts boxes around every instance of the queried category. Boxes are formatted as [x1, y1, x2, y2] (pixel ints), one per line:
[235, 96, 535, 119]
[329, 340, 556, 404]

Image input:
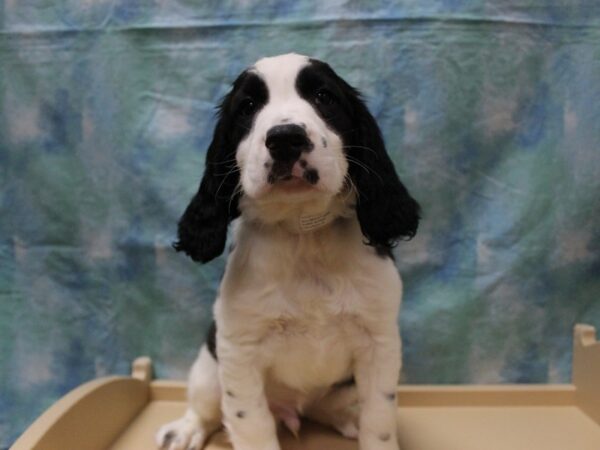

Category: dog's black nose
[265, 124, 311, 162]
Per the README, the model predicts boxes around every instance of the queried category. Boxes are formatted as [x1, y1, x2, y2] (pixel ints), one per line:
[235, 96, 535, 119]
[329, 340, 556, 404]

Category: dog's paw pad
[156, 418, 206, 450]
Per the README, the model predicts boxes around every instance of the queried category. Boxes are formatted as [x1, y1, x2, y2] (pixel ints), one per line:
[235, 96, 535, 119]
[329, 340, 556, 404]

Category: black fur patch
[206, 321, 218, 360]
[174, 71, 268, 263]
[375, 245, 395, 260]
[332, 376, 356, 389]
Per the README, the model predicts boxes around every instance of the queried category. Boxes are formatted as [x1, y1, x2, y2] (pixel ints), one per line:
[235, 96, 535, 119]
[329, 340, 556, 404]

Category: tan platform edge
[13, 324, 600, 450]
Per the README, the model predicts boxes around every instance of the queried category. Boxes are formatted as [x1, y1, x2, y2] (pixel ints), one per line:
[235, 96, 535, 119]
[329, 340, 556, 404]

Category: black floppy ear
[341, 83, 421, 249]
[174, 111, 240, 263]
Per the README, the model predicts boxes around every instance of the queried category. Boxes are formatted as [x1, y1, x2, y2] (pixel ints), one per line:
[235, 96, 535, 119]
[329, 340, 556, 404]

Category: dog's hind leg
[304, 382, 360, 440]
[156, 345, 222, 450]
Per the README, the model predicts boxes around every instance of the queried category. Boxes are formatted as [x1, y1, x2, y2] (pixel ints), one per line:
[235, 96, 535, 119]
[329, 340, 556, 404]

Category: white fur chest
[262, 309, 356, 393]
[214, 217, 402, 394]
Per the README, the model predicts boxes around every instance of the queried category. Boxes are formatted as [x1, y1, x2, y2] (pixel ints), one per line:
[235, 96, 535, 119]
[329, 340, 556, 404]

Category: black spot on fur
[236, 411, 246, 418]
[304, 168, 319, 185]
[226, 390, 235, 397]
[379, 433, 391, 442]
[162, 431, 175, 446]
[386, 392, 396, 401]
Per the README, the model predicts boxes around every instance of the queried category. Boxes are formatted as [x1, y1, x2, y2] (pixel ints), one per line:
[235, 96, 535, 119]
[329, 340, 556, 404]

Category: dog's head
[175, 53, 420, 263]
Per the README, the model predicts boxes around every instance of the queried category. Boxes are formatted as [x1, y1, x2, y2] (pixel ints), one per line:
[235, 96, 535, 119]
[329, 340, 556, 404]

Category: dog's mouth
[267, 160, 320, 190]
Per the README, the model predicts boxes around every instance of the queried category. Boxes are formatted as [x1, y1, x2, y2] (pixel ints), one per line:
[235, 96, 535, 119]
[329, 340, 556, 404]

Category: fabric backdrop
[1, 0, 599, 446]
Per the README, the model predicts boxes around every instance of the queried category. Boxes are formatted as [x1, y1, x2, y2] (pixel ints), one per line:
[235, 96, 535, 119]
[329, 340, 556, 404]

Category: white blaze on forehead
[252, 53, 310, 98]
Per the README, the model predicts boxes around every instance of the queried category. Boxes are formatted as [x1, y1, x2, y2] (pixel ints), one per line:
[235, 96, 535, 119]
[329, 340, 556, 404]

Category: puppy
[156, 53, 420, 450]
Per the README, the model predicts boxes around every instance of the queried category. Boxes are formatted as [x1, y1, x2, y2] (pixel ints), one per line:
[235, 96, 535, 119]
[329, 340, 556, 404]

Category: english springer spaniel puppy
[157, 53, 420, 450]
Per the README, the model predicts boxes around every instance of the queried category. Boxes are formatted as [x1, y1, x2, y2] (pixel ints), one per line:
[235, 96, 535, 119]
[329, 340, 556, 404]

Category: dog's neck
[238, 189, 356, 236]
[232, 191, 365, 274]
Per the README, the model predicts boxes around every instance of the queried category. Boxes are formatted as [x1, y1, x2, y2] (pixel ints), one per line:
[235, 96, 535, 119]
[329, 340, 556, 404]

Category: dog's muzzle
[265, 124, 318, 185]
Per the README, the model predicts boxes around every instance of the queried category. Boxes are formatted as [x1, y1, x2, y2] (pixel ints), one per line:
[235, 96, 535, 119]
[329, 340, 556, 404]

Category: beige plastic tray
[13, 324, 600, 450]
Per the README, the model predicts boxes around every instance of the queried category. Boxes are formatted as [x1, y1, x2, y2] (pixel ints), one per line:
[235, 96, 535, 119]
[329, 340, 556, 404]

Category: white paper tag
[299, 212, 332, 232]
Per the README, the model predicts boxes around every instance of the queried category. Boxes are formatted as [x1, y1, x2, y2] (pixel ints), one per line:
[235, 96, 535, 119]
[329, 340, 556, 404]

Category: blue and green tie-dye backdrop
[1, 0, 600, 446]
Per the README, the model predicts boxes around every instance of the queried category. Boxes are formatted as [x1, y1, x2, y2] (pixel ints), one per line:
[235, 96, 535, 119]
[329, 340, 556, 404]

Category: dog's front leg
[218, 341, 280, 450]
[354, 324, 401, 450]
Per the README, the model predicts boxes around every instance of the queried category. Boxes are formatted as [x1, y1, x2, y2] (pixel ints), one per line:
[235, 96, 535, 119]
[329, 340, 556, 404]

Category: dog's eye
[239, 98, 257, 116]
[315, 89, 335, 106]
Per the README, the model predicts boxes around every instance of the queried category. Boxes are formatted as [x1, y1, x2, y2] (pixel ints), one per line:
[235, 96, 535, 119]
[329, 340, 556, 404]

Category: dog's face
[176, 53, 420, 263]
[234, 54, 348, 199]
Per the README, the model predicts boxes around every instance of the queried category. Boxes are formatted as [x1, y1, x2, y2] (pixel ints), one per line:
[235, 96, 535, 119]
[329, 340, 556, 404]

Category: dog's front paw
[330, 406, 359, 440]
[359, 432, 400, 450]
[156, 416, 207, 450]
[336, 419, 359, 440]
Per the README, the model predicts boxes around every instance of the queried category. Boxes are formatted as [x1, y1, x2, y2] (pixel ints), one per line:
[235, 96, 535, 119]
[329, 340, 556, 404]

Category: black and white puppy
[157, 53, 420, 450]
